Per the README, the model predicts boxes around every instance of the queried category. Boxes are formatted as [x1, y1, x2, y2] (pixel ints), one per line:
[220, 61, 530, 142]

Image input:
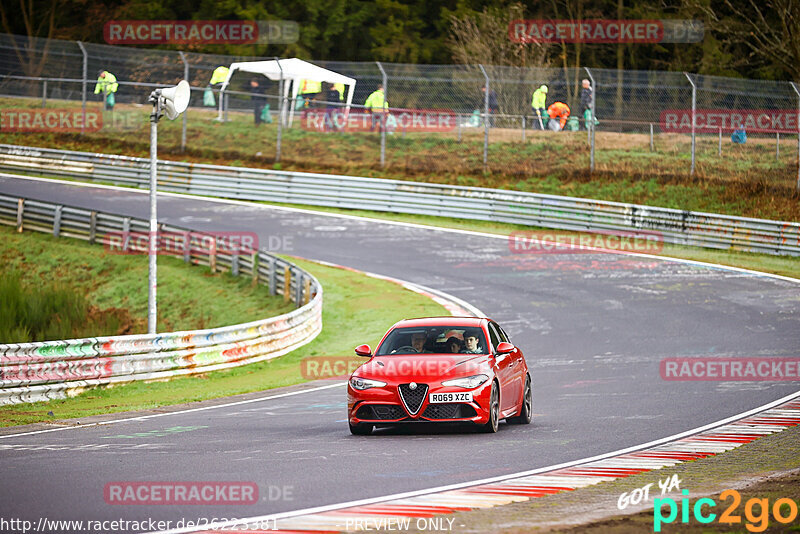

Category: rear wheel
[508, 375, 532, 425]
[481, 383, 500, 433]
[349, 422, 373, 435]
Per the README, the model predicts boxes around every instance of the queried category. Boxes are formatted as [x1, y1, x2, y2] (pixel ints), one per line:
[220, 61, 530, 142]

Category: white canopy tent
[218, 58, 356, 126]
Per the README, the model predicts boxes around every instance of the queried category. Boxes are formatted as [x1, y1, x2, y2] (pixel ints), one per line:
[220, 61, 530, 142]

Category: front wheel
[349, 422, 373, 435]
[481, 383, 500, 433]
[508, 376, 532, 425]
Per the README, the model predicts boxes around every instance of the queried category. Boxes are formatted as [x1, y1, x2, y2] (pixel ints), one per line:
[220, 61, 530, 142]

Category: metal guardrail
[0, 193, 323, 405]
[0, 144, 798, 256]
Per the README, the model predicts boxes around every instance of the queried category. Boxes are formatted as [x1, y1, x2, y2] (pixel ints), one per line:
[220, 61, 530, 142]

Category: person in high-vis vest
[298, 79, 321, 108]
[364, 84, 388, 132]
[205, 65, 229, 107]
[546, 101, 570, 130]
[333, 82, 345, 101]
[94, 70, 118, 111]
[531, 85, 548, 129]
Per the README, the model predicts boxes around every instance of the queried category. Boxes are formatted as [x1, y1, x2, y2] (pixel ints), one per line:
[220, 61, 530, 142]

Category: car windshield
[375, 326, 488, 355]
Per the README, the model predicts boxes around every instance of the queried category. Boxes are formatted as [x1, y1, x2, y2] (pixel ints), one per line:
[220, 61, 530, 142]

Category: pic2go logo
[653, 489, 800, 532]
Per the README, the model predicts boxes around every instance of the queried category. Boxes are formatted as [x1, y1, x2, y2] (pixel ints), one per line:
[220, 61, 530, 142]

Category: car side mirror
[354, 344, 372, 357]
[496, 342, 515, 355]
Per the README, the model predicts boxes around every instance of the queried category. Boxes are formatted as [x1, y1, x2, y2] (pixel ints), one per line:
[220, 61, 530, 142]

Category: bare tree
[448, 3, 550, 116]
[0, 0, 59, 78]
[697, 0, 800, 81]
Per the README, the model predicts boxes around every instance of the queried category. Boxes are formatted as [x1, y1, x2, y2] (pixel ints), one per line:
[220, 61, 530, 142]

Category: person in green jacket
[531, 85, 548, 129]
[364, 84, 388, 132]
[94, 70, 118, 111]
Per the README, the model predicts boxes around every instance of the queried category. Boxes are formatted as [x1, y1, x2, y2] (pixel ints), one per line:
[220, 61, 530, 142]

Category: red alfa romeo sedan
[347, 317, 531, 435]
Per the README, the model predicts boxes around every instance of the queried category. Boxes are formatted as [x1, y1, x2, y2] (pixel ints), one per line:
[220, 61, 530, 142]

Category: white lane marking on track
[0, 383, 344, 440]
[3, 173, 799, 286]
[151, 389, 800, 534]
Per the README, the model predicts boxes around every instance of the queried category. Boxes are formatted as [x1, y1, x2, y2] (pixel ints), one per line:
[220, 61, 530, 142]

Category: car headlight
[441, 374, 489, 389]
[349, 377, 387, 390]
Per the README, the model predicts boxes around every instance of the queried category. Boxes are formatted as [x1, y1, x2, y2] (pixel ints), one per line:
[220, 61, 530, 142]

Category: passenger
[446, 336, 463, 353]
[461, 330, 484, 354]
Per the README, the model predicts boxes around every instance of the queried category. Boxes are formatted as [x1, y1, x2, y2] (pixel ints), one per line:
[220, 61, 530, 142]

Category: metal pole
[275, 57, 283, 164]
[179, 52, 189, 153]
[148, 96, 160, 334]
[792, 82, 800, 191]
[77, 41, 87, 136]
[585, 67, 596, 172]
[684, 72, 696, 175]
[718, 127, 722, 156]
[376, 61, 387, 168]
[478, 64, 489, 172]
[649, 123, 654, 152]
[776, 132, 780, 161]
[41, 80, 47, 108]
[522, 115, 526, 142]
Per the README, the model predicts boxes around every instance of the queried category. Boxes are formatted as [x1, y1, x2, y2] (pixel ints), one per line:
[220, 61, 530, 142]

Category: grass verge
[0, 256, 447, 427]
[1, 98, 798, 221]
[0, 224, 294, 336]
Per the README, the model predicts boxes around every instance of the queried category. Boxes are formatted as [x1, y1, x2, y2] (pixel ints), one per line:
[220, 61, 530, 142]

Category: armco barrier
[0, 193, 322, 405]
[1, 144, 798, 256]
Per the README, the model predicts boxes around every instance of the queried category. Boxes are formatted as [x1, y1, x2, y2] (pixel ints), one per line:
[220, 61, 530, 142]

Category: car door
[488, 323, 515, 413]
[492, 322, 523, 410]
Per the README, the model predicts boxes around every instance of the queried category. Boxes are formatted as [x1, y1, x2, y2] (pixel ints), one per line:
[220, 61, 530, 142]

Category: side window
[487, 324, 501, 353]
[492, 322, 509, 343]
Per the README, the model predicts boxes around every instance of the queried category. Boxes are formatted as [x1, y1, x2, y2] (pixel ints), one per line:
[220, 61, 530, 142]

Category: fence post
[42, 80, 47, 108]
[478, 64, 489, 172]
[684, 72, 696, 175]
[77, 41, 87, 136]
[53, 205, 62, 237]
[16, 198, 23, 232]
[649, 123, 654, 152]
[178, 51, 189, 153]
[792, 82, 800, 191]
[375, 61, 388, 168]
[275, 57, 283, 164]
[522, 115, 526, 142]
[776, 132, 780, 161]
[585, 67, 596, 173]
[718, 127, 722, 156]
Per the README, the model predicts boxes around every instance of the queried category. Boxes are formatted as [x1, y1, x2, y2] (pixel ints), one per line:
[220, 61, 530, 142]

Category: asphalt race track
[1, 175, 799, 530]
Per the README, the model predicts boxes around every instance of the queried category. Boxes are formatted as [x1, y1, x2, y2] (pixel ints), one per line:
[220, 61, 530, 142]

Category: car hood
[355, 353, 490, 382]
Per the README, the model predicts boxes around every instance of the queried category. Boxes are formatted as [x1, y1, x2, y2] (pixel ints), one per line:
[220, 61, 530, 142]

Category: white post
[684, 72, 696, 175]
[148, 99, 159, 334]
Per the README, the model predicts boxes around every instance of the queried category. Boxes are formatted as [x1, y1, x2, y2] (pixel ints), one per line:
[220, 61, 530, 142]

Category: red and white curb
[158, 394, 800, 534]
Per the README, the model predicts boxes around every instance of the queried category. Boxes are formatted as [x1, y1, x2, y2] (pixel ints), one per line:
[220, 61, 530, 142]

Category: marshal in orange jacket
[547, 102, 571, 128]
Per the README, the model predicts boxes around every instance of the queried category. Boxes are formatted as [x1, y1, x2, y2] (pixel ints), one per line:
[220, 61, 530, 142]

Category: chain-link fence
[1, 32, 798, 189]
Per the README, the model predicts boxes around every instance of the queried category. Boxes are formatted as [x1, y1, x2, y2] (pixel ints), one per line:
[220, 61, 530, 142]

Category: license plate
[429, 392, 473, 403]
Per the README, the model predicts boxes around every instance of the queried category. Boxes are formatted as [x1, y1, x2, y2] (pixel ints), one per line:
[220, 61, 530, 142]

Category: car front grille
[422, 403, 477, 419]
[355, 404, 406, 420]
[398, 383, 428, 415]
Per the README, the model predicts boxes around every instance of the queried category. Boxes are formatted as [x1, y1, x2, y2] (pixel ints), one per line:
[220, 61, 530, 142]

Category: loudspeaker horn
[161, 80, 190, 120]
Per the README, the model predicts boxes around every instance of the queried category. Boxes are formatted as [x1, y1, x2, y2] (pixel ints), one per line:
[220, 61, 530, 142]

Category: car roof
[391, 317, 488, 329]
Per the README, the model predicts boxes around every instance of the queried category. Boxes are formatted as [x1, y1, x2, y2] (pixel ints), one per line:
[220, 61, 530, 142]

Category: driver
[460, 329, 483, 354]
[411, 331, 427, 353]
